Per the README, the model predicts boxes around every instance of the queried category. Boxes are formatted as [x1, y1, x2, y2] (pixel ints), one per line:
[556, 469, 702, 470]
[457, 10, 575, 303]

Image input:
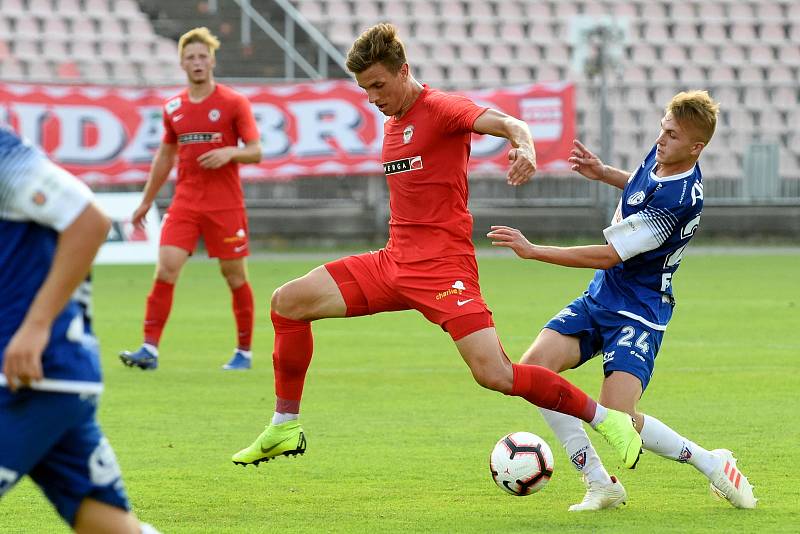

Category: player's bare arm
[197, 139, 262, 169]
[487, 225, 622, 269]
[472, 109, 536, 186]
[2, 203, 110, 391]
[570, 140, 630, 189]
[132, 142, 177, 229]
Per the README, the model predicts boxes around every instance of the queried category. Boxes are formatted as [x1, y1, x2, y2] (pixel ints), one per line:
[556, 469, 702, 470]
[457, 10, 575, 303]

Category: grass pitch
[1, 251, 798, 533]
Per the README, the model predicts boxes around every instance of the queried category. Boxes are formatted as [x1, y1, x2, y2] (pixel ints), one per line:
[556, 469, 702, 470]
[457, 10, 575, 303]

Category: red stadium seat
[0, 58, 25, 79]
[12, 38, 39, 61]
[439, 0, 467, 20]
[504, 64, 531, 85]
[1, 0, 26, 17]
[737, 65, 764, 83]
[698, 21, 727, 44]
[692, 1, 725, 20]
[729, 22, 758, 43]
[476, 64, 503, 88]
[718, 44, 746, 66]
[408, 0, 436, 19]
[686, 43, 717, 66]
[27, 0, 52, 14]
[727, 2, 753, 21]
[458, 42, 485, 67]
[486, 43, 514, 66]
[40, 37, 68, 62]
[771, 86, 799, 112]
[758, 22, 786, 46]
[447, 63, 473, 85]
[24, 58, 54, 81]
[55, 60, 80, 79]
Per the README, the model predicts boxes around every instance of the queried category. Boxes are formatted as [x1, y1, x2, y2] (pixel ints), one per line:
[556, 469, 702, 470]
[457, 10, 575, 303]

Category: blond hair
[346, 23, 406, 74]
[178, 27, 221, 58]
[666, 90, 720, 144]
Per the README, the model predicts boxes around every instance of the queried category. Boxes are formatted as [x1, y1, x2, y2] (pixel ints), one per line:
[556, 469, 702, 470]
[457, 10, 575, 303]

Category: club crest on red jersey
[208, 109, 221, 122]
[403, 124, 414, 144]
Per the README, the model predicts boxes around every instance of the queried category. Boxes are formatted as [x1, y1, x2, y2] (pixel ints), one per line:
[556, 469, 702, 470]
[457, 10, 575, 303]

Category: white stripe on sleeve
[11, 159, 92, 231]
[603, 213, 659, 261]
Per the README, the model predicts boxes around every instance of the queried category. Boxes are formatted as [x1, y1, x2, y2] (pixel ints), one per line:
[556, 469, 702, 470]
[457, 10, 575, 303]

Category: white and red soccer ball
[490, 432, 554, 496]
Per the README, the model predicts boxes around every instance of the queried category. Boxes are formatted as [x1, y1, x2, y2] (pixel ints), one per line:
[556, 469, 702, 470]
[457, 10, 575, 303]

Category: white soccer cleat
[568, 475, 627, 511]
[709, 449, 757, 509]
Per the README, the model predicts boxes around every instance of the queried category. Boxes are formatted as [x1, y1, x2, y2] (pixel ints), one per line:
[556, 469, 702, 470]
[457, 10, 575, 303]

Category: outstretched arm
[472, 109, 536, 186]
[3, 202, 110, 391]
[570, 140, 630, 190]
[487, 225, 622, 269]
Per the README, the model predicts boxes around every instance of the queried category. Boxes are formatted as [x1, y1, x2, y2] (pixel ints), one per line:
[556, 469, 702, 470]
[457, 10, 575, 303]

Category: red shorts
[160, 206, 249, 259]
[325, 249, 494, 340]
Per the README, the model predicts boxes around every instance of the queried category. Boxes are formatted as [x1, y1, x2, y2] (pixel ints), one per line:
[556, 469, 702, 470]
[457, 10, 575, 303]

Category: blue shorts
[0, 390, 130, 526]
[544, 294, 664, 391]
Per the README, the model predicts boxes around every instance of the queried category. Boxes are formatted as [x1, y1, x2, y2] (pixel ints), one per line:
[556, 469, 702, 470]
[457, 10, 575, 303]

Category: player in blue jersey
[0, 127, 159, 533]
[488, 91, 757, 510]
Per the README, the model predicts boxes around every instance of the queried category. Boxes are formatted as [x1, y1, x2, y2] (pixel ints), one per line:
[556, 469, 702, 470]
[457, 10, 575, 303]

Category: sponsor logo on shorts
[89, 438, 122, 486]
[383, 156, 423, 175]
[0, 466, 19, 496]
[178, 132, 223, 144]
[554, 307, 577, 323]
[233, 243, 248, 253]
[602, 350, 615, 363]
[456, 299, 474, 307]
[678, 445, 693, 463]
[629, 350, 646, 362]
[571, 446, 588, 470]
[435, 280, 466, 301]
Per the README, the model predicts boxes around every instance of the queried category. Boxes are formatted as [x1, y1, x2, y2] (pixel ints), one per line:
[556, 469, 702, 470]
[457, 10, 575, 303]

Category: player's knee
[519, 348, 560, 371]
[469, 363, 513, 393]
[270, 282, 305, 320]
[155, 265, 180, 284]
[222, 270, 246, 289]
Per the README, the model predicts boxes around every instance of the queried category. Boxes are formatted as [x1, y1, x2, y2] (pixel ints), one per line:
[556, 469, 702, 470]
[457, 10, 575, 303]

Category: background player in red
[232, 23, 642, 467]
[120, 27, 262, 371]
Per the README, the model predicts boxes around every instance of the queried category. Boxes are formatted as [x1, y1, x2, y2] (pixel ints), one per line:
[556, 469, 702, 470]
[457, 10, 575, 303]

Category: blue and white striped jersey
[0, 126, 102, 395]
[587, 145, 704, 331]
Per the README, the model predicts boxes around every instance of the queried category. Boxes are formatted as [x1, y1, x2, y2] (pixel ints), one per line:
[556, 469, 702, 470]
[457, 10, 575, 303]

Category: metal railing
[219, 0, 347, 79]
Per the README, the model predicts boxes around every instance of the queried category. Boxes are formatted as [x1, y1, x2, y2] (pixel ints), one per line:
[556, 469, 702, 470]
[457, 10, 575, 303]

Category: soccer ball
[490, 432, 554, 496]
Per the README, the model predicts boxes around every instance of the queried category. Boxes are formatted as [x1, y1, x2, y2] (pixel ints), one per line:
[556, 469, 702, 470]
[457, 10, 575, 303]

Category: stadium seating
[0, 0, 797, 180]
[285, 0, 798, 180]
[0, 0, 182, 84]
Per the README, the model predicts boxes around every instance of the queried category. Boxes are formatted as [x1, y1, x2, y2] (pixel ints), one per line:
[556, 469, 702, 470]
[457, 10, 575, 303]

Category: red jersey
[161, 83, 260, 211]
[381, 86, 487, 263]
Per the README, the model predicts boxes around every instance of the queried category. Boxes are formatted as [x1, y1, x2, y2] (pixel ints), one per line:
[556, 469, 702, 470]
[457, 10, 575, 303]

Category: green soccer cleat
[232, 420, 306, 466]
[594, 409, 642, 469]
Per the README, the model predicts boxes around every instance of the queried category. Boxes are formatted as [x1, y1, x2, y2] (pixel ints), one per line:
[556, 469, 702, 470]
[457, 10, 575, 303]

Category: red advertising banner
[0, 81, 574, 184]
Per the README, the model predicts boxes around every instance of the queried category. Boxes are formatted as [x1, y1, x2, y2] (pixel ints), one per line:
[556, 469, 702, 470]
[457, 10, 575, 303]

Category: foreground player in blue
[0, 127, 159, 533]
[489, 91, 757, 510]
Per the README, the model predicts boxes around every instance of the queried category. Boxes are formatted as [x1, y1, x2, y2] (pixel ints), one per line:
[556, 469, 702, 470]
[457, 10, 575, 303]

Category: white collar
[650, 163, 697, 182]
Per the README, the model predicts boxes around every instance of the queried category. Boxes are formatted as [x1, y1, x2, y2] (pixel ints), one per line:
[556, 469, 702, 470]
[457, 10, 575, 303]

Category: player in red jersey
[232, 24, 641, 467]
[120, 27, 262, 371]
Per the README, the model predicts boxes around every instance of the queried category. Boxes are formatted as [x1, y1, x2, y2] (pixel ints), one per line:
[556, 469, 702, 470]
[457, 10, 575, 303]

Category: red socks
[143, 280, 174, 346]
[271, 310, 313, 404]
[232, 282, 254, 351]
[511, 363, 597, 423]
